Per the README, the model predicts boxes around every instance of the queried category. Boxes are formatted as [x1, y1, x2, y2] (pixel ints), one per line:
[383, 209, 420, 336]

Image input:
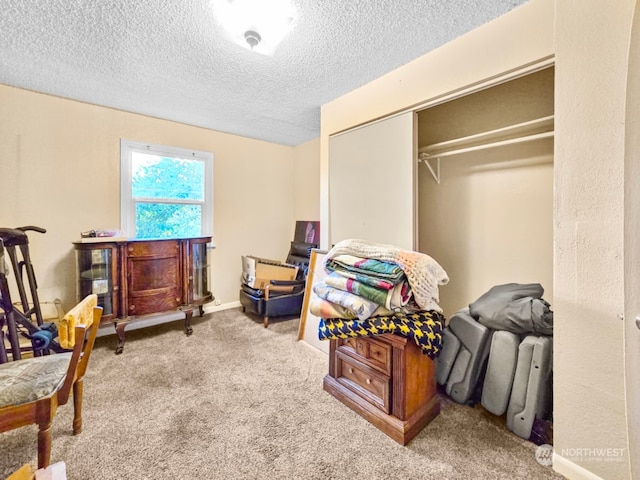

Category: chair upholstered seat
[0, 353, 72, 407]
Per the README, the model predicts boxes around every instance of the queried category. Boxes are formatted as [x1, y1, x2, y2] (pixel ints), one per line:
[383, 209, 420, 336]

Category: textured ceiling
[0, 0, 528, 146]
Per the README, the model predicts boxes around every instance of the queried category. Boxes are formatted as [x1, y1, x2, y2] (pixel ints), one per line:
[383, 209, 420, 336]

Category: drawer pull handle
[348, 368, 354, 374]
[366, 378, 371, 385]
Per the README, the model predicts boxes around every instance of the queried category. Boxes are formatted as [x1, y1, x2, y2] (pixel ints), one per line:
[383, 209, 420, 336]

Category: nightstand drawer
[338, 337, 392, 375]
[336, 350, 390, 413]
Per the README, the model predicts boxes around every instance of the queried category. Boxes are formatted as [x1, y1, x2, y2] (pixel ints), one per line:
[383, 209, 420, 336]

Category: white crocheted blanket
[325, 239, 449, 312]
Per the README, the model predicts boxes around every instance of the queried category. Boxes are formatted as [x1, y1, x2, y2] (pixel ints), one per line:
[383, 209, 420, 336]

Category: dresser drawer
[336, 350, 390, 413]
[338, 337, 392, 375]
[127, 240, 180, 258]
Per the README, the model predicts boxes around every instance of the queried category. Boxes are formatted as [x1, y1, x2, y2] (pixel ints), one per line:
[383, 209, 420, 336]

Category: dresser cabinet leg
[114, 321, 127, 355]
[184, 309, 194, 336]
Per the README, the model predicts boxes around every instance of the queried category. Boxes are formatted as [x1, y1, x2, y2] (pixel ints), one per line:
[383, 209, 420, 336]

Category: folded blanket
[310, 297, 388, 320]
[324, 272, 411, 310]
[313, 283, 393, 320]
[326, 255, 405, 285]
[323, 266, 396, 290]
[325, 239, 449, 312]
[318, 310, 446, 359]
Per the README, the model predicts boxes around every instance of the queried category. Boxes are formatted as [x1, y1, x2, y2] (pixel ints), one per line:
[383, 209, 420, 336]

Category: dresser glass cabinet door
[75, 243, 119, 323]
[189, 238, 213, 315]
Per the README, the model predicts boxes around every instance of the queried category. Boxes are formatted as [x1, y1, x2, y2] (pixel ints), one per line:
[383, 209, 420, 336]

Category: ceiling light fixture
[213, 0, 296, 56]
[244, 30, 261, 50]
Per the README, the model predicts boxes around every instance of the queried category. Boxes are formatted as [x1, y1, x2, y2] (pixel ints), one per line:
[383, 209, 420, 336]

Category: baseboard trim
[553, 453, 605, 480]
[202, 300, 241, 313]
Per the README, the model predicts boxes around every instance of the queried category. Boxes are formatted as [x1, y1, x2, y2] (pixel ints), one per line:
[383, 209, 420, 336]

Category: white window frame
[120, 139, 214, 238]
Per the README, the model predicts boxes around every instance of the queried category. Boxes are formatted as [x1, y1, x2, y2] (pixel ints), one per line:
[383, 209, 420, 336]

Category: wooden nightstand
[323, 334, 440, 445]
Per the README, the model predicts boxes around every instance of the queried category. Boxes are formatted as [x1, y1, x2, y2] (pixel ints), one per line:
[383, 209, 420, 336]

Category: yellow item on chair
[57, 294, 98, 349]
[6, 464, 34, 480]
[0, 294, 102, 469]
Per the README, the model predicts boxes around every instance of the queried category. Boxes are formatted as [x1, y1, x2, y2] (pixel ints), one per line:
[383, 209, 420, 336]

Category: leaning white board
[297, 249, 329, 355]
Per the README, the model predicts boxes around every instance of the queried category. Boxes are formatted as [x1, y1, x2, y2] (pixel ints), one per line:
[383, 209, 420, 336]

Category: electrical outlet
[214, 299, 221, 306]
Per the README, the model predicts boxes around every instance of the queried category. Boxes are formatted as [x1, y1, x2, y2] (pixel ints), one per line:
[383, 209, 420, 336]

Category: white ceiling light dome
[213, 0, 296, 56]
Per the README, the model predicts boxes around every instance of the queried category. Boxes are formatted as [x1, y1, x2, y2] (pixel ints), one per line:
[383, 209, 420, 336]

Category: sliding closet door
[328, 111, 416, 250]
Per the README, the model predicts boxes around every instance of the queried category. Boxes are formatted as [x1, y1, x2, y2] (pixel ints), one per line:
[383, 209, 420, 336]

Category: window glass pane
[135, 203, 202, 239]
[131, 152, 204, 201]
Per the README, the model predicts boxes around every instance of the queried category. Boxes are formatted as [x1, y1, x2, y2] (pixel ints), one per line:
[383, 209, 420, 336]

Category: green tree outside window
[131, 154, 205, 239]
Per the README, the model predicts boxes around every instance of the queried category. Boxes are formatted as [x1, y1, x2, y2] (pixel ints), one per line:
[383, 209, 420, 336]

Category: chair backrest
[56, 295, 102, 405]
[286, 241, 317, 280]
[58, 293, 99, 349]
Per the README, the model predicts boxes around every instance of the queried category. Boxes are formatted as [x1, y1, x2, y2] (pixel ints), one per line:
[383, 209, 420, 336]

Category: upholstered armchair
[240, 241, 316, 327]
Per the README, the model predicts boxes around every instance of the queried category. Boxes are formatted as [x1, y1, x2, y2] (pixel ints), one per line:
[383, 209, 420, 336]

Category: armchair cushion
[263, 292, 305, 319]
[239, 288, 264, 316]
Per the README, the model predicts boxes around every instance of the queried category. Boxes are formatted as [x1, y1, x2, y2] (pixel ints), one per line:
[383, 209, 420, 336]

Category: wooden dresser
[73, 237, 213, 354]
[323, 334, 439, 445]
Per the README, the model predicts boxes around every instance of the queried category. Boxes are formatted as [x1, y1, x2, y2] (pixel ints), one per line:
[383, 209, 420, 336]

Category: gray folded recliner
[481, 330, 521, 415]
[437, 284, 554, 445]
[435, 328, 461, 386]
[436, 308, 492, 404]
[506, 335, 553, 439]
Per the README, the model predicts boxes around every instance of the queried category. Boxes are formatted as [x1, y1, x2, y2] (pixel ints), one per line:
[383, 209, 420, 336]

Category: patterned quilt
[318, 310, 446, 359]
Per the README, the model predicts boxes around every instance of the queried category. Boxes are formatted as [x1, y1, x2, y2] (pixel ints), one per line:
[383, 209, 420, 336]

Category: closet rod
[418, 131, 554, 184]
[420, 131, 553, 160]
[419, 115, 554, 156]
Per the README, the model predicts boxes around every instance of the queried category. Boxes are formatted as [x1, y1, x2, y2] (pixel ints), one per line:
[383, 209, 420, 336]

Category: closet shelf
[418, 115, 554, 184]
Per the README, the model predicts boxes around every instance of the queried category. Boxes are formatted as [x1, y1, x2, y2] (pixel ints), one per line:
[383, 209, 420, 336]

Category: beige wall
[0, 84, 310, 312]
[319, 0, 634, 478]
[419, 144, 553, 317]
[292, 137, 320, 223]
[553, 1, 634, 479]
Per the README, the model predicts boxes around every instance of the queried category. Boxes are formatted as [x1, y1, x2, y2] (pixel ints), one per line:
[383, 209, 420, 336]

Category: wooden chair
[0, 294, 102, 469]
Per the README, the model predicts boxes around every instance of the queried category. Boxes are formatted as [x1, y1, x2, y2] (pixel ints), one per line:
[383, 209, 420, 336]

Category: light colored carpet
[1, 309, 564, 479]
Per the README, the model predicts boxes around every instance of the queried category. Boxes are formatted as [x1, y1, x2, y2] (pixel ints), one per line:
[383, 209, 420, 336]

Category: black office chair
[239, 241, 316, 327]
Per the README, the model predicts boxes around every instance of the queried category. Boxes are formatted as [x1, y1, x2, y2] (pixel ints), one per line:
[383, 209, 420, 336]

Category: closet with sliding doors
[328, 65, 555, 317]
[417, 66, 554, 315]
[326, 64, 555, 443]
